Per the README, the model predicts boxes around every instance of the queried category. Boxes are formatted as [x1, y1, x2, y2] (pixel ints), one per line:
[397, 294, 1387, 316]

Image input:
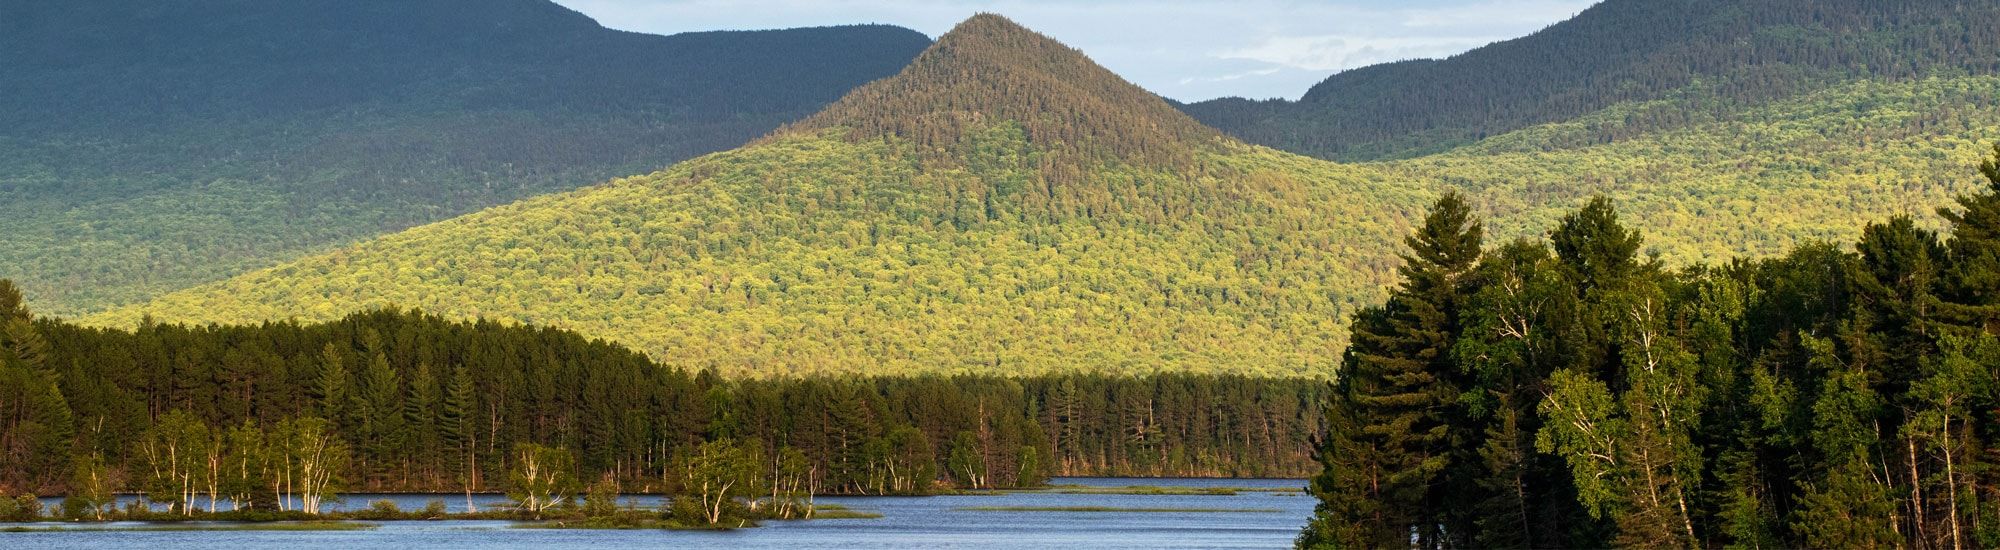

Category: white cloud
[1215, 35, 1504, 72]
[553, 0, 1598, 102]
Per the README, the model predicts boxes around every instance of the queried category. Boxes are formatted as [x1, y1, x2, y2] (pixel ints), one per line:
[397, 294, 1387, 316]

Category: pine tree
[1852, 216, 1944, 375]
[1551, 197, 1642, 297]
[313, 344, 347, 422]
[1939, 143, 2000, 333]
[441, 364, 475, 492]
[1299, 365, 1388, 549]
[403, 362, 440, 488]
[1306, 191, 1483, 548]
[355, 351, 404, 487]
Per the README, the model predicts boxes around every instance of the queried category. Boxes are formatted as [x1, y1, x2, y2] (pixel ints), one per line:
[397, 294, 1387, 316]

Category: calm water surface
[3, 477, 1311, 549]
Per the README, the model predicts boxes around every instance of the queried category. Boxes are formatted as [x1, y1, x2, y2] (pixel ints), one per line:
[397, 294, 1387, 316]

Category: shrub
[2, 494, 45, 521]
[422, 499, 447, 519]
[583, 477, 619, 518]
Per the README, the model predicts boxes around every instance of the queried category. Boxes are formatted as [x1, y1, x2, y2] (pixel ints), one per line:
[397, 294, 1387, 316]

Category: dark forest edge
[0, 286, 1325, 527]
[1303, 144, 2000, 548]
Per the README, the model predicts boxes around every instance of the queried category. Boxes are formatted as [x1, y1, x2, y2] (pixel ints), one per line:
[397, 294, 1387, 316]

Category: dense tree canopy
[1186, 0, 2000, 161]
[1304, 146, 2000, 548]
[88, 17, 2000, 379]
[0, 290, 1325, 500]
[0, 0, 931, 316]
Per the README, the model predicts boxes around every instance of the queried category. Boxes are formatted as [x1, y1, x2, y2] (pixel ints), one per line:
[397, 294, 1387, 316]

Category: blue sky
[553, 0, 1598, 102]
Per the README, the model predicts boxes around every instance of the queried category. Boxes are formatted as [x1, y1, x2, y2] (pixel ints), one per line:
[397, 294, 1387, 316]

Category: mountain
[1183, 0, 2000, 161]
[90, 14, 2000, 378]
[90, 14, 1427, 377]
[0, 0, 931, 316]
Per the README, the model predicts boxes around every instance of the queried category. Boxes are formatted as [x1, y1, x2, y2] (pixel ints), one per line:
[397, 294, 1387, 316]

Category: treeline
[1187, 0, 2000, 161]
[1303, 145, 2000, 548]
[0, 296, 1324, 500]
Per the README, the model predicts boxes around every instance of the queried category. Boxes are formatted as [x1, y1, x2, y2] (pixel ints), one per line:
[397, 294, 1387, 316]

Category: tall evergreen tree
[1305, 190, 1483, 548]
[355, 350, 404, 485]
[1939, 143, 2000, 333]
[441, 364, 476, 491]
[403, 362, 440, 486]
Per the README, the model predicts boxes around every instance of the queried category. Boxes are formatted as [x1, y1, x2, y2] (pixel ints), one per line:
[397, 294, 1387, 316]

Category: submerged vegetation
[1304, 146, 2000, 548]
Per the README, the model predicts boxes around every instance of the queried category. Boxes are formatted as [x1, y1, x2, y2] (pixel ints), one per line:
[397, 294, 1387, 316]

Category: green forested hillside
[1183, 0, 2000, 161]
[89, 15, 1433, 377]
[1387, 75, 2000, 264]
[87, 14, 1999, 379]
[0, 0, 930, 316]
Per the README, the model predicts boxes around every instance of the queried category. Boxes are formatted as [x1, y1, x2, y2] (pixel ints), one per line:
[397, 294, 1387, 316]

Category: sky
[554, 0, 1599, 102]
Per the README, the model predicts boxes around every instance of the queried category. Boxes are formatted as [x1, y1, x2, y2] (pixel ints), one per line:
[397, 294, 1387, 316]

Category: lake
[2, 477, 1313, 549]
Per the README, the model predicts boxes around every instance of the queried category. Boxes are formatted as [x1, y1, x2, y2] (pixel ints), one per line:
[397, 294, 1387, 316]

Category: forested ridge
[0, 285, 1326, 501]
[1303, 146, 2000, 548]
[1401, 74, 2000, 265]
[780, 14, 1224, 176]
[86, 16, 1435, 377]
[0, 0, 931, 316]
[1184, 0, 2000, 161]
[92, 14, 1999, 380]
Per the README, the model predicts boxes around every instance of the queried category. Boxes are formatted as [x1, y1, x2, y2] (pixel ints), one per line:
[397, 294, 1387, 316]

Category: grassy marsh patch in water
[809, 507, 884, 519]
[1003, 484, 1301, 496]
[956, 506, 1281, 513]
[3, 520, 376, 532]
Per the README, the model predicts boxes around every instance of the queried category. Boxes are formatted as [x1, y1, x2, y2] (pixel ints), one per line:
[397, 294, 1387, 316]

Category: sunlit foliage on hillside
[1188, 0, 2000, 161]
[93, 129, 1423, 377]
[1397, 76, 2000, 265]
[0, 1, 929, 316]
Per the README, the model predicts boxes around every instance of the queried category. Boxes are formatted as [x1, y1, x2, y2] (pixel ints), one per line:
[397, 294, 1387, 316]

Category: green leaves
[508, 442, 578, 520]
[1536, 368, 1625, 519]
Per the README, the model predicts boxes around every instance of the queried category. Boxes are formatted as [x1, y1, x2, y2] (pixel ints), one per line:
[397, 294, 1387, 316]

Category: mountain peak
[777, 14, 1220, 169]
[946, 12, 1041, 40]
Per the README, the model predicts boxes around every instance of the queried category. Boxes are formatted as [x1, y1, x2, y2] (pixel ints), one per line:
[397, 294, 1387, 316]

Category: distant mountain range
[0, 0, 930, 315]
[90, 15, 1420, 377]
[1184, 0, 2000, 161]
[92, 10, 2000, 378]
[14, 1, 2000, 377]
